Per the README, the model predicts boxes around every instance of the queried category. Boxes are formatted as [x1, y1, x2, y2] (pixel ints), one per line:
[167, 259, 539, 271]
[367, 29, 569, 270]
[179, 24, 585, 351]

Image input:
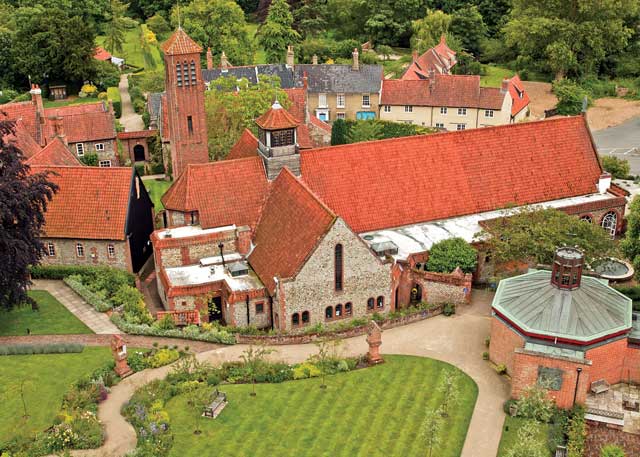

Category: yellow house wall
[307, 92, 379, 121]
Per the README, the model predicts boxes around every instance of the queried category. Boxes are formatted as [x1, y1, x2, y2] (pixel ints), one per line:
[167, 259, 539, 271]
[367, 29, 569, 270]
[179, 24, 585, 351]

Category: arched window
[183, 61, 190, 86]
[176, 63, 182, 87]
[334, 244, 343, 291]
[335, 304, 343, 317]
[302, 311, 310, 324]
[580, 215, 593, 224]
[602, 212, 617, 237]
[325, 306, 333, 320]
[367, 297, 375, 311]
[345, 302, 352, 316]
[377, 296, 384, 309]
[292, 313, 300, 326]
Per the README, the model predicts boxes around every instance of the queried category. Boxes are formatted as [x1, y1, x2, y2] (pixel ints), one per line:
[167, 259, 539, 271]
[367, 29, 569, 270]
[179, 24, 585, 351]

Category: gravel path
[118, 74, 144, 132]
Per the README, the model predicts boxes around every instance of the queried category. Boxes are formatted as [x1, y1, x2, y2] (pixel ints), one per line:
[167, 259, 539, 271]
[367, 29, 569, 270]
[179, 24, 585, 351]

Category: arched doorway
[601, 211, 617, 237]
[133, 144, 146, 162]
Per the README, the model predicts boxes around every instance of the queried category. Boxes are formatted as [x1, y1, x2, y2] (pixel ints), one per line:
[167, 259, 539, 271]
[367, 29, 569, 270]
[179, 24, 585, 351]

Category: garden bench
[202, 388, 228, 419]
[590, 379, 610, 395]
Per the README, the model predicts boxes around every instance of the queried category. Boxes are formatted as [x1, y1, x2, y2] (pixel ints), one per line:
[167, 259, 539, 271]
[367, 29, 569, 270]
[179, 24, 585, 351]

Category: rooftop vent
[371, 240, 398, 257]
[551, 246, 584, 291]
[165, 230, 172, 238]
[228, 261, 249, 277]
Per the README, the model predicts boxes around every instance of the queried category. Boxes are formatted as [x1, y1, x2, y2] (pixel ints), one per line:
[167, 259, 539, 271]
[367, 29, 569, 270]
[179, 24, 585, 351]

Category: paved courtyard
[587, 383, 640, 434]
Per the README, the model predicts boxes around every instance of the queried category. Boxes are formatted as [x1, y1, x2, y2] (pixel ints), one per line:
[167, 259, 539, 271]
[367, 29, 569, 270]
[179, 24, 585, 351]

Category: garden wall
[585, 420, 640, 457]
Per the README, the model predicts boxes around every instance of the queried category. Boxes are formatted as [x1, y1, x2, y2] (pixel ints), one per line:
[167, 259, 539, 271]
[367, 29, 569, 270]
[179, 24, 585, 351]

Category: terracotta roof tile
[94, 46, 112, 61]
[227, 129, 258, 160]
[509, 75, 530, 116]
[0, 101, 39, 141]
[401, 38, 456, 80]
[161, 157, 269, 230]
[283, 88, 314, 149]
[29, 165, 133, 240]
[255, 102, 299, 130]
[117, 129, 158, 140]
[3, 119, 41, 158]
[161, 28, 203, 55]
[26, 138, 82, 166]
[44, 103, 115, 143]
[300, 116, 603, 233]
[309, 114, 331, 133]
[249, 168, 335, 292]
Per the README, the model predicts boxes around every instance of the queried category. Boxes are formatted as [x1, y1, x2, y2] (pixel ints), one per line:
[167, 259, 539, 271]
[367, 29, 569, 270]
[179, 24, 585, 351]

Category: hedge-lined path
[31, 280, 120, 334]
[50, 289, 509, 457]
[118, 73, 144, 131]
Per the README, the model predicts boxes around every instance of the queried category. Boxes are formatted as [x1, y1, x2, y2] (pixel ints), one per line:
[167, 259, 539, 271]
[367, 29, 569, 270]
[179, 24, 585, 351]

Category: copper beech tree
[0, 121, 57, 310]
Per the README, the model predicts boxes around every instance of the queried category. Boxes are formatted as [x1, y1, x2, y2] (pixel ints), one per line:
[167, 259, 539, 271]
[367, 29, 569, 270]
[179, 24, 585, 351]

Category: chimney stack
[412, 50, 418, 62]
[220, 51, 229, 70]
[598, 172, 612, 195]
[352, 48, 359, 71]
[501, 78, 510, 94]
[49, 111, 67, 145]
[286, 45, 294, 67]
[206, 47, 213, 70]
[30, 84, 46, 146]
[312, 54, 318, 65]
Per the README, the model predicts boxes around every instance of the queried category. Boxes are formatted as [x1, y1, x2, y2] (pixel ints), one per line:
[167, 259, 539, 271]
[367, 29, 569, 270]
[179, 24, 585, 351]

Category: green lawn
[0, 347, 113, 445]
[97, 25, 163, 71]
[0, 290, 92, 336]
[497, 416, 550, 456]
[143, 178, 172, 210]
[481, 65, 514, 88]
[165, 356, 478, 457]
[43, 96, 104, 109]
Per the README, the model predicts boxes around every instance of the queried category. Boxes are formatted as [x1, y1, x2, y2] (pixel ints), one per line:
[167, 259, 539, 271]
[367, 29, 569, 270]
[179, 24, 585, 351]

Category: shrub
[426, 237, 477, 274]
[515, 384, 554, 423]
[566, 407, 586, 457]
[133, 99, 146, 114]
[134, 163, 146, 176]
[601, 445, 626, 457]
[0, 343, 84, 356]
[113, 285, 153, 325]
[602, 156, 631, 179]
[155, 314, 176, 330]
[553, 79, 590, 115]
[292, 362, 321, 379]
[495, 364, 507, 375]
[80, 153, 99, 167]
[482, 352, 489, 360]
[148, 348, 180, 368]
[80, 84, 98, 98]
[64, 275, 112, 312]
[443, 303, 456, 316]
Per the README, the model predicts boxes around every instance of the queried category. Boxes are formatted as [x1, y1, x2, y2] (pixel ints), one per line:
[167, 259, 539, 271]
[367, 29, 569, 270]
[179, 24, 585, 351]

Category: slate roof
[148, 92, 163, 121]
[492, 270, 632, 343]
[293, 64, 383, 93]
[30, 165, 133, 240]
[161, 157, 269, 230]
[226, 129, 258, 160]
[203, 64, 296, 88]
[249, 168, 335, 293]
[26, 138, 82, 166]
[161, 28, 203, 55]
[299, 116, 604, 233]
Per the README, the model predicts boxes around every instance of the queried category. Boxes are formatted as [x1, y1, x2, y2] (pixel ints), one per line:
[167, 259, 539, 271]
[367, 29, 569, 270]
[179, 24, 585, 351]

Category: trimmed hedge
[31, 265, 112, 280]
[0, 343, 85, 355]
[64, 275, 113, 312]
[110, 314, 236, 345]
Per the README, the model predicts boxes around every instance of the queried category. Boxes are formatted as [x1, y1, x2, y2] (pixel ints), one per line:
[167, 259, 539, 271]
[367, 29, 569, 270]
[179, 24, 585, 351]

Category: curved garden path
[53, 289, 508, 457]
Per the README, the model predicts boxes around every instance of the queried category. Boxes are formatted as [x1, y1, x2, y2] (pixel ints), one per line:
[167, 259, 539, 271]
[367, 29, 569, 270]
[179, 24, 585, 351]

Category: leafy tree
[553, 80, 590, 115]
[293, 0, 328, 38]
[410, 10, 451, 53]
[437, 369, 460, 417]
[308, 337, 342, 389]
[474, 0, 511, 37]
[146, 13, 171, 36]
[478, 207, 616, 267]
[621, 196, 640, 277]
[104, 0, 130, 54]
[330, 118, 348, 145]
[503, 0, 638, 78]
[0, 122, 58, 311]
[602, 156, 631, 180]
[172, 0, 255, 66]
[346, 120, 382, 143]
[237, 0, 260, 15]
[240, 344, 274, 396]
[93, 60, 121, 90]
[515, 384, 554, 422]
[0, 29, 15, 88]
[566, 407, 586, 457]
[129, 0, 175, 19]
[450, 5, 486, 56]
[421, 406, 443, 457]
[504, 420, 548, 457]
[257, 0, 301, 63]
[188, 386, 213, 434]
[546, 41, 578, 81]
[12, 6, 96, 85]
[205, 75, 290, 160]
[326, 0, 368, 41]
[377, 44, 393, 61]
[601, 445, 626, 457]
[363, 0, 426, 47]
[426, 238, 477, 274]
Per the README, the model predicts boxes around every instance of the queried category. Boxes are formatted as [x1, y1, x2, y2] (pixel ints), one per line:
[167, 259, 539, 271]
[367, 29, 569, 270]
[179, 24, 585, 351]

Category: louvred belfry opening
[551, 247, 583, 290]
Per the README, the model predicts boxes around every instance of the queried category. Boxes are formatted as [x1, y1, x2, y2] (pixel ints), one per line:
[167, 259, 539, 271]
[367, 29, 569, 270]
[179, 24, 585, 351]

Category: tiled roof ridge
[280, 167, 336, 219]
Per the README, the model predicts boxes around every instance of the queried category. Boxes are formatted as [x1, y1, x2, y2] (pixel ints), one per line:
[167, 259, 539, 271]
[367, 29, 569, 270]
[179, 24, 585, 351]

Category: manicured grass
[0, 347, 113, 445]
[97, 26, 163, 71]
[143, 179, 172, 210]
[481, 65, 514, 88]
[0, 290, 92, 336]
[165, 355, 478, 457]
[107, 86, 121, 103]
[43, 96, 104, 108]
[497, 416, 550, 456]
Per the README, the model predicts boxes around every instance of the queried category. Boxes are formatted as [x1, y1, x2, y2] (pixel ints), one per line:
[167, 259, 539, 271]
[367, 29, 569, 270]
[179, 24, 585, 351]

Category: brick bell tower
[161, 28, 209, 178]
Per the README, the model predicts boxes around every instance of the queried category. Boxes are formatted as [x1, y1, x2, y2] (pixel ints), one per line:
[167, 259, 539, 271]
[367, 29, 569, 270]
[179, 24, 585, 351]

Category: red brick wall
[585, 421, 640, 457]
[623, 345, 640, 383]
[489, 317, 525, 373]
[585, 338, 627, 386]
[511, 350, 591, 408]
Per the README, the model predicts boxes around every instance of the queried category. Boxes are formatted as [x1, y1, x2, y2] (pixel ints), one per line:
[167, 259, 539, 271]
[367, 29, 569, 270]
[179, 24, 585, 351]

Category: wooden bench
[590, 379, 610, 395]
[202, 389, 228, 419]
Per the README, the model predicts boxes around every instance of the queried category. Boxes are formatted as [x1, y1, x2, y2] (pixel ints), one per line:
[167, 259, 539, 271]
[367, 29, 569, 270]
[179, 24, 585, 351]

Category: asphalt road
[593, 116, 640, 175]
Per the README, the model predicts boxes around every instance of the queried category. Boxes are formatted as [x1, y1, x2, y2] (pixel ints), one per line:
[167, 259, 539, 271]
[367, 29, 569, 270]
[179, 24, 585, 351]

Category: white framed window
[383, 105, 391, 113]
[336, 112, 346, 119]
[336, 93, 345, 108]
[485, 110, 494, 118]
[76, 243, 84, 257]
[456, 124, 466, 131]
[318, 93, 327, 108]
[457, 108, 467, 116]
[440, 107, 447, 115]
[46, 242, 55, 256]
[602, 212, 618, 237]
[435, 122, 444, 129]
[75, 143, 85, 156]
[362, 94, 370, 108]
[404, 105, 413, 113]
[107, 244, 116, 258]
[95, 143, 105, 151]
[99, 160, 112, 167]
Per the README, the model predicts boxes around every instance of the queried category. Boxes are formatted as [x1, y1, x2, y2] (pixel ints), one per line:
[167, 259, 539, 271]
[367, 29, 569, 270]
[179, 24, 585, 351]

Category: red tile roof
[26, 138, 82, 166]
[0, 101, 39, 141]
[3, 119, 41, 158]
[309, 114, 331, 133]
[282, 88, 316, 149]
[44, 106, 116, 143]
[227, 129, 258, 160]
[402, 37, 456, 80]
[29, 165, 133, 240]
[94, 46, 112, 61]
[161, 157, 269, 230]
[381, 75, 505, 109]
[46, 102, 107, 116]
[117, 129, 158, 140]
[249, 168, 335, 293]
[299, 116, 604, 233]
[161, 28, 203, 55]
[255, 101, 299, 130]
[508, 75, 530, 116]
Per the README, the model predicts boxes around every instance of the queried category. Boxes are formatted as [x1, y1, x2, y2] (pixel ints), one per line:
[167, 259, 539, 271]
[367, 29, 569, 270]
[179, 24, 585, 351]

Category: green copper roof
[524, 342, 585, 360]
[492, 270, 632, 343]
